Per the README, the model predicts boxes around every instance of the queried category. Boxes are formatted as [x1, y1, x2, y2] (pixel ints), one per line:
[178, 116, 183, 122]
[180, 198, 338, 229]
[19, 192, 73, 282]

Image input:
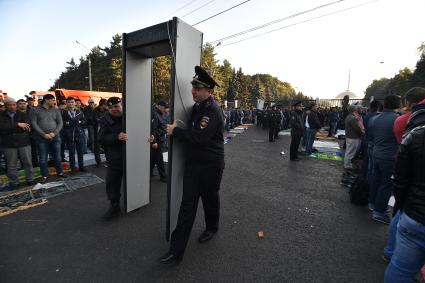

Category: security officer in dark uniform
[268, 105, 281, 142]
[289, 101, 304, 161]
[150, 101, 168, 182]
[98, 97, 128, 220]
[159, 66, 225, 265]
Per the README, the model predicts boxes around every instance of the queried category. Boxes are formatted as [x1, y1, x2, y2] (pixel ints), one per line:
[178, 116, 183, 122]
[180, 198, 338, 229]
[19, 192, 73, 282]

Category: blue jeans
[86, 125, 95, 152]
[385, 213, 425, 283]
[36, 135, 63, 177]
[384, 210, 402, 257]
[304, 128, 317, 155]
[65, 133, 85, 170]
[369, 157, 394, 215]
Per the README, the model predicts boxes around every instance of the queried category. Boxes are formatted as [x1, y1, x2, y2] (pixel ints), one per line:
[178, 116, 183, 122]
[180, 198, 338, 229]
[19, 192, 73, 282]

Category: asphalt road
[0, 126, 388, 282]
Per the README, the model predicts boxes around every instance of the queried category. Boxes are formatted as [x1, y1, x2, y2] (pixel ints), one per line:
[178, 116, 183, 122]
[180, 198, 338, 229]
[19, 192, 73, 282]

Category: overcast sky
[1, 0, 424, 99]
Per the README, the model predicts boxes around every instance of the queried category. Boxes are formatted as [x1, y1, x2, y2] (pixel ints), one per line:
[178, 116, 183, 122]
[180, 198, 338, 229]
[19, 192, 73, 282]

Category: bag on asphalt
[349, 176, 369, 206]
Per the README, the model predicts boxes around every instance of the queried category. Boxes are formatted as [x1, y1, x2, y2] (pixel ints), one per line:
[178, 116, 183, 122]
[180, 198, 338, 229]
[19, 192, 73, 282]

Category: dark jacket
[368, 110, 399, 160]
[393, 104, 425, 225]
[98, 113, 123, 162]
[269, 109, 282, 128]
[151, 106, 166, 145]
[290, 109, 304, 135]
[61, 109, 87, 141]
[304, 110, 322, 130]
[328, 111, 339, 123]
[94, 107, 107, 123]
[0, 111, 31, 148]
[173, 96, 224, 162]
[363, 111, 379, 144]
[83, 107, 97, 126]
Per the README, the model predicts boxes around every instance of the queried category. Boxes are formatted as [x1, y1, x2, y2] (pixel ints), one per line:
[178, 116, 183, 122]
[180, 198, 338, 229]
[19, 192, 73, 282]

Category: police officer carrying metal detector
[98, 97, 128, 220]
[158, 66, 225, 265]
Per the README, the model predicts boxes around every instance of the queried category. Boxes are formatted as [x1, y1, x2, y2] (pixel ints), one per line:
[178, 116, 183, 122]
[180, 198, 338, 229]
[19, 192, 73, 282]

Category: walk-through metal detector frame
[122, 18, 203, 240]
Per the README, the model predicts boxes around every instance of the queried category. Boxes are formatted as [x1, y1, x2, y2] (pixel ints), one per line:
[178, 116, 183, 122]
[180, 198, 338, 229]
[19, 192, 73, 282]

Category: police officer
[269, 105, 281, 142]
[158, 66, 225, 265]
[289, 101, 304, 161]
[98, 97, 127, 220]
[150, 101, 168, 182]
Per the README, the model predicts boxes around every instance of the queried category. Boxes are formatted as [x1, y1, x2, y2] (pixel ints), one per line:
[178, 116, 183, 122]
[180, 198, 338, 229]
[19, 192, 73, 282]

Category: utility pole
[75, 40, 93, 91]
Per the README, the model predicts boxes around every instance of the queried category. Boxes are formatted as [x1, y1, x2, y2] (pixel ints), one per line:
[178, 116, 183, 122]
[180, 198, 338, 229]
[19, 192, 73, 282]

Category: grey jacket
[30, 106, 63, 137]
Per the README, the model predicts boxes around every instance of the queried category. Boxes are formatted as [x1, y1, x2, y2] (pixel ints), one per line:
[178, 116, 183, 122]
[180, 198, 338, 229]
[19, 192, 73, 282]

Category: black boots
[157, 252, 182, 265]
[102, 201, 121, 220]
[198, 230, 216, 243]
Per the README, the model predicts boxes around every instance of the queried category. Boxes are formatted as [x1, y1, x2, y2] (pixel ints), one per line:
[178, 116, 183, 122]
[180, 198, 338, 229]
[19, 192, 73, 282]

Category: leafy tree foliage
[365, 41, 425, 102]
[52, 35, 310, 107]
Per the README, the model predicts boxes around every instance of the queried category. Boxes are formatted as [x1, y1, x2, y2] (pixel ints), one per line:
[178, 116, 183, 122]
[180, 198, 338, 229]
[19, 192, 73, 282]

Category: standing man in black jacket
[0, 97, 33, 190]
[289, 101, 304, 161]
[159, 66, 225, 265]
[268, 105, 281, 142]
[384, 99, 425, 282]
[98, 97, 127, 220]
[62, 97, 87, 173]
[150, 101, 168, 182]
[83, 99, 98, 155]
[304, 103, 322, 155]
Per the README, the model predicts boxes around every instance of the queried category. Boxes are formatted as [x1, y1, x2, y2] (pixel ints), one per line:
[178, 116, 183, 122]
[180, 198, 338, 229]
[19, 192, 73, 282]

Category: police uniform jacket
[173, 96, 224, 162]
[270, 110, 282, 128]
[290, 109, 304, 135]
[98, 113, 123, 162]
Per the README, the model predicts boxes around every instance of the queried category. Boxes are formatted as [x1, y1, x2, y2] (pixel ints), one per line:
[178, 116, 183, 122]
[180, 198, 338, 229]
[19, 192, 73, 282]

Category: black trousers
[150, 147, 166, 178]
[269, 127, 279, 142]
[93, 126, 101, 165]
[290, 132, 303, 160]
[30, 136, 39, 166]
[105, 159, 123, 203]
[170, 159, 225, 257]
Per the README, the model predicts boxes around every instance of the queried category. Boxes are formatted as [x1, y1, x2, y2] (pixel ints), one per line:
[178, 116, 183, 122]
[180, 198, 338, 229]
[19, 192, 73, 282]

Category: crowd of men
[339, 88, 425, 282]
[223, 90, 425, 281]
[2, 82, 425, 280]
[0, 93, 110, 190]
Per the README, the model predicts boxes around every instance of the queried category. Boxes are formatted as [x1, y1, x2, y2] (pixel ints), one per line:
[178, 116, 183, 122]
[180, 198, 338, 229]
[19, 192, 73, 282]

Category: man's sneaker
[382, 254, 391, 263]
[25, 181, 36, 186]
[368, 203, 374, 211]
[372, 214, 391, 225]
[40, 176, 48, 184]
[57, 173, 68, 178]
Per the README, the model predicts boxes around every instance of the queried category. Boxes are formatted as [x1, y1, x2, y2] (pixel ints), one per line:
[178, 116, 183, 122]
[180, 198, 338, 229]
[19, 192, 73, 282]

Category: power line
[209, 0, 345, 45]
[217, 0, 379, 48]
[192, 0, 252, 26]
[166, 0, 199, 18]
[181, 0, 215, 18]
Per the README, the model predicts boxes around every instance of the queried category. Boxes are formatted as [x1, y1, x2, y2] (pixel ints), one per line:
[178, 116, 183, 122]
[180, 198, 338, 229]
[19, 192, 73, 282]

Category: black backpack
[349, 176, 369, 205]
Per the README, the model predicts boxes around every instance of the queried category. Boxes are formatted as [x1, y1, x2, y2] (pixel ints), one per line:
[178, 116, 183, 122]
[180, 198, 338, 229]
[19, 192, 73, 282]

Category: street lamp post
[75, 40, 93, 91]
